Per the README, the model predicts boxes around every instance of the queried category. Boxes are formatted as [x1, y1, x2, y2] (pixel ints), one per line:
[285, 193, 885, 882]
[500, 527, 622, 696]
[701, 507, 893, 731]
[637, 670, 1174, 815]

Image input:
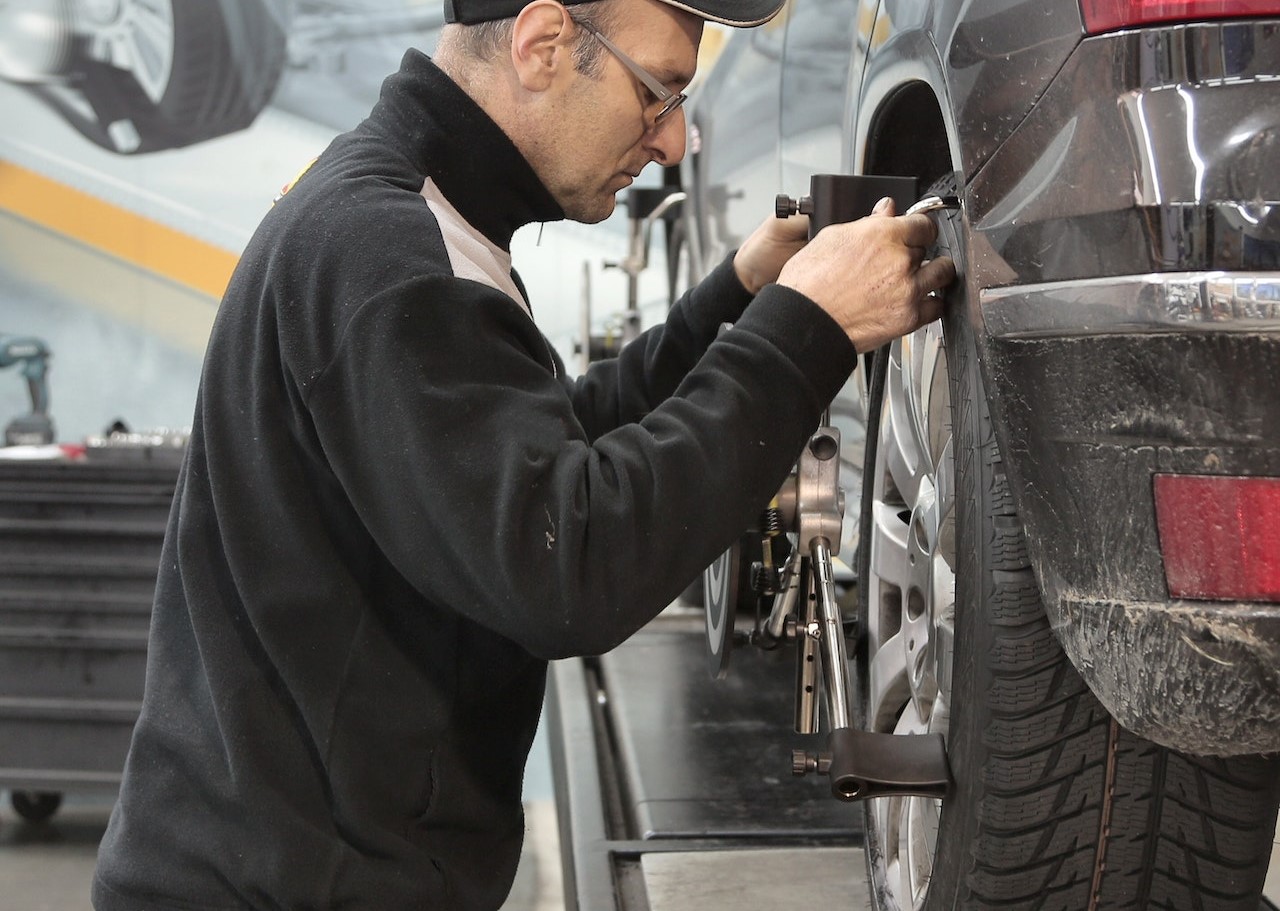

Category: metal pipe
[793, 562, 820, 734]
[764, 549, 800, 642]
[811, 537, 854, 730]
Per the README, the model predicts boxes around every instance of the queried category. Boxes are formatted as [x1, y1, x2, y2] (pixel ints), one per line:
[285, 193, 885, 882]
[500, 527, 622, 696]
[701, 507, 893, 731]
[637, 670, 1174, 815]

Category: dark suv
[682, 0, 1280, 908]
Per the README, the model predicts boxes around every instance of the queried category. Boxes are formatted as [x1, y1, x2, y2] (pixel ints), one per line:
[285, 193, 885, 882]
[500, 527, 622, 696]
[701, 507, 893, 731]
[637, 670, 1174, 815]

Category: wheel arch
[860, 80, 953, 190]
[851, 11, 961, 191]
[849, 63, 959, 399]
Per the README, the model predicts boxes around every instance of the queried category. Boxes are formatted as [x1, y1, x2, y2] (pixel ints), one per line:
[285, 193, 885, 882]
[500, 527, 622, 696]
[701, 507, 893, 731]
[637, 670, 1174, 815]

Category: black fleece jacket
[93, 50, 856, 910]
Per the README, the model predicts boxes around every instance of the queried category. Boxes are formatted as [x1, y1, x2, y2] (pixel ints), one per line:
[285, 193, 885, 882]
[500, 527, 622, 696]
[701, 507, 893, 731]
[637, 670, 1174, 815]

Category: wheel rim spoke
[867, 500, 910, 731]
[869, 501, 912, 592]
[866, 316, 956, 911]
[903, 790, 941, 908]
[81, 0, 174, 103]
[883, 346, 924, 511]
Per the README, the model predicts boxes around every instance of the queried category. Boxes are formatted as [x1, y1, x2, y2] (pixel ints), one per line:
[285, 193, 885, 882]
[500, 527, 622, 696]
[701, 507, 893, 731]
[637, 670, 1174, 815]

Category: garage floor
[0, 784, 1276, 909]
[0, 793, 563, 911]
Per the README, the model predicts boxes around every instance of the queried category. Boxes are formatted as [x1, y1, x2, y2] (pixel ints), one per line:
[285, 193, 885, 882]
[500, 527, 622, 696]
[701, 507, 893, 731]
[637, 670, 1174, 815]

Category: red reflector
[1154, 474, 1280, 602]
[1080, 0, 1280, 32]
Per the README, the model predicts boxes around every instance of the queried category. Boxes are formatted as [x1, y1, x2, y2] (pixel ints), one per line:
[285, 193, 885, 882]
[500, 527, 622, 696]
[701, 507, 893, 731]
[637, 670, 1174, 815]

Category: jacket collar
[365, 49, 565, 250]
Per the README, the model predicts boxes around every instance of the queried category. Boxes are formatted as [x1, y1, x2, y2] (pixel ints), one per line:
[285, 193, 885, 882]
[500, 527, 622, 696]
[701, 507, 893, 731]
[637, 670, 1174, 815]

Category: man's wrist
[732, 248, 765, 296]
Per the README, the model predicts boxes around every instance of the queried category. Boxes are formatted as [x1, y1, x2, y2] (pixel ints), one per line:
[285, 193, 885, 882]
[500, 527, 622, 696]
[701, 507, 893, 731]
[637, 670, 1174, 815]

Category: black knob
[792, 749, 816, 776]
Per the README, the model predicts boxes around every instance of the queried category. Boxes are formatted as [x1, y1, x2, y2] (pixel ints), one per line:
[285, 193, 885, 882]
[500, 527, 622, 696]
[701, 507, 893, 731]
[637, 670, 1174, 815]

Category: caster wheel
[11, 790, 62, 823]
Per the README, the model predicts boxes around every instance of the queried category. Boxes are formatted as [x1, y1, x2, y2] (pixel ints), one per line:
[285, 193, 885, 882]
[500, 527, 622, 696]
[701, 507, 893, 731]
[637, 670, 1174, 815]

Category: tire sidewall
[859, 207, 993, 910]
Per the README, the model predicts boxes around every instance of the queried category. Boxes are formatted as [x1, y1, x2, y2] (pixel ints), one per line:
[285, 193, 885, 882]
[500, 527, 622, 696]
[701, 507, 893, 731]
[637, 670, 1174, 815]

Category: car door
[779, 0, 879, 189]
[683, 13, 787, 276]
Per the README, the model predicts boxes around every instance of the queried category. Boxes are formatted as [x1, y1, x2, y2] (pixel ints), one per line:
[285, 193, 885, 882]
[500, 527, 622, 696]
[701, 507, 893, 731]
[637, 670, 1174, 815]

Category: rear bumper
[979, 282, 1280, 755]
[966, 21, 1280, 755]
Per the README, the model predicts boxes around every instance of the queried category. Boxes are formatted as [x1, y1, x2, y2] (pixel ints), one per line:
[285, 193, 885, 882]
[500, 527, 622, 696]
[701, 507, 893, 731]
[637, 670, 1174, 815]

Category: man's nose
[643, 112, 687, 166]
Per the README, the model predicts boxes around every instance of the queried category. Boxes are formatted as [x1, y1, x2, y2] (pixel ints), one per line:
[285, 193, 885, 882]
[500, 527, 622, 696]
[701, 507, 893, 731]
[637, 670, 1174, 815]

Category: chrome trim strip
[981, 272, 1280, 338]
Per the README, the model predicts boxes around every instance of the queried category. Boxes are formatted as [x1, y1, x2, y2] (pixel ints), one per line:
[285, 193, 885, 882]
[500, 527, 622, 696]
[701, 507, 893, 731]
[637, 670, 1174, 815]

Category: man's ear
[510, 0, 575, 93]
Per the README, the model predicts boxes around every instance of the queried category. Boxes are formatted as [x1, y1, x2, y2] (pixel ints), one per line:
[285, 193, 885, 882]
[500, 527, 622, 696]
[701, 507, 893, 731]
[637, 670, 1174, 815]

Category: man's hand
[733, 211, 810, 296]
[776, 197, 956, 352]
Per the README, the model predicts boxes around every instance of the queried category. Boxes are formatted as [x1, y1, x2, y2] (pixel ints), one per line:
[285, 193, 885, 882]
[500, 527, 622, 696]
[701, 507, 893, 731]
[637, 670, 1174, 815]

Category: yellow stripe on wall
[0, 159, 239, 300]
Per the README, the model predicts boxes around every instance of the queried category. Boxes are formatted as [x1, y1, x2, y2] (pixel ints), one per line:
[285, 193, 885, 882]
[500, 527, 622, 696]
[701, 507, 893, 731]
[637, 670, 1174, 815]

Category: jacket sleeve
[566, 254, 754, 440]
[304, 272, 856, 660]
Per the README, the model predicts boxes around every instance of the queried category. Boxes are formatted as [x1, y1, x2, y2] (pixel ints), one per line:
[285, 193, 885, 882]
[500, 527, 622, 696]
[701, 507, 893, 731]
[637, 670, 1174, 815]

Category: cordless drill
[0, 334, 55, 445]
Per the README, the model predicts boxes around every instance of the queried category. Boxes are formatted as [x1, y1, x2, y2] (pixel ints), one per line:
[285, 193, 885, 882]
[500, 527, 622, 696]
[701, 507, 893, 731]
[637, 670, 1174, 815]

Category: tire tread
[946, 275, 1276, 911]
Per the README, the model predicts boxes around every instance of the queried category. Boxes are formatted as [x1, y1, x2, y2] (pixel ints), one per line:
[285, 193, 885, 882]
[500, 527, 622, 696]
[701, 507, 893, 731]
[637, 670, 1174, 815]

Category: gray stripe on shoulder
[419, 177, 529, 317]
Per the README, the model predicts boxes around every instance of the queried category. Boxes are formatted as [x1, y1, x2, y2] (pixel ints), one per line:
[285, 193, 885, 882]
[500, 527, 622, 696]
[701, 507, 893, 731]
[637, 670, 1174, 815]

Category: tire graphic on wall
[855, 178, 1280, 910]
[703, 542, 739, 680]
[63, 0, 288, 153]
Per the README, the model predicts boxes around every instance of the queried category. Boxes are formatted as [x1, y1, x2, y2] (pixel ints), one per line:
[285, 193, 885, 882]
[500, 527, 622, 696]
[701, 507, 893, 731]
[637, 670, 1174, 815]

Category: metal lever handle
[795, 728, 950, 801]
[905, 194, 961, 216]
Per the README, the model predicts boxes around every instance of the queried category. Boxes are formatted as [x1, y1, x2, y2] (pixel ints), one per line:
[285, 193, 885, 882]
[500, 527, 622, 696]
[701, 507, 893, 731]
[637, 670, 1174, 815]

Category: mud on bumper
[980, 302, 1280, 756]
[965, 20, 1280, 756]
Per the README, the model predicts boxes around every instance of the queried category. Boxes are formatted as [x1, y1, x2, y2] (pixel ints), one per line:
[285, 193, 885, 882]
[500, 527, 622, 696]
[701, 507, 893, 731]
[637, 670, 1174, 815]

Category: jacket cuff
[687, 252, 756, 334]
[732, 282, 859, 407]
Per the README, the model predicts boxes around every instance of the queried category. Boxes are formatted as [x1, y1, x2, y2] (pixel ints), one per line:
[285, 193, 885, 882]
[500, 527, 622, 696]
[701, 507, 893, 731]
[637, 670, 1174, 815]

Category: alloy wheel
[864, 320, 956, 910]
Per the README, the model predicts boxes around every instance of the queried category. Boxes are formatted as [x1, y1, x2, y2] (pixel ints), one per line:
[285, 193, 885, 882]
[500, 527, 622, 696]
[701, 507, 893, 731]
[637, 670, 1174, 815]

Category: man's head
[434, 0, 782, 223]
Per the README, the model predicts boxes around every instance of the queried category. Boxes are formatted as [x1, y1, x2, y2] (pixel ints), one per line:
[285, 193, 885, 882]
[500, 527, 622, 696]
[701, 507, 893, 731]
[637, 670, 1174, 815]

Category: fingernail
[873, 197, 892, 214]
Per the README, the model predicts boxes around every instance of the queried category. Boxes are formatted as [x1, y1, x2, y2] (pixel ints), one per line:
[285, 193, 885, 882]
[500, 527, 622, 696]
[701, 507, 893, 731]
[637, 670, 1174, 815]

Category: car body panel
[779, 0, 874, 191]
[684, 16, 786, 276]
[969, 22, 1280, 753]
[682, 0, 1280, 755]
[854, 0, 1082, 183]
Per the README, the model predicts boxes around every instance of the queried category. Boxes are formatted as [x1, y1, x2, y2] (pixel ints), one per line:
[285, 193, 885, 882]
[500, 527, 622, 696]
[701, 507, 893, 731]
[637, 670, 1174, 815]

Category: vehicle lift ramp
[546, 613, 871, 911]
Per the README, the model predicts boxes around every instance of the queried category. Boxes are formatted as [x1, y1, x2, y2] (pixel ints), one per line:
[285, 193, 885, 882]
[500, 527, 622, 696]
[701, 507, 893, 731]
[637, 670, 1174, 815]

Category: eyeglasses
[573, 18, 687, 125]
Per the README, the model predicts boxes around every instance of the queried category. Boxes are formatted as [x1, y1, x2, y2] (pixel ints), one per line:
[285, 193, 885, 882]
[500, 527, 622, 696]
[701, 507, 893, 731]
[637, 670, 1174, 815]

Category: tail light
[1153, 474, 1280, 602]
[1081, 0, 1280, 33]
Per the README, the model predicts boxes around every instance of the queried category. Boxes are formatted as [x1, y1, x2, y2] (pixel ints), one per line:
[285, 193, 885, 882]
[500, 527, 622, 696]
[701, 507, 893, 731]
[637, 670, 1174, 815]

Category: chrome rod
[811, 536, 854, 730]
[765, 548, 801, 642]
[794, 561, 820, 734]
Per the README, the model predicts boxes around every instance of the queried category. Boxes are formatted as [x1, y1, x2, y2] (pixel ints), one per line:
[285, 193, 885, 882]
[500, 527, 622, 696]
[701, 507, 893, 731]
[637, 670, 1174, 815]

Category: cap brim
[444, 0, 785, 27]
[653, 0, 785, 26]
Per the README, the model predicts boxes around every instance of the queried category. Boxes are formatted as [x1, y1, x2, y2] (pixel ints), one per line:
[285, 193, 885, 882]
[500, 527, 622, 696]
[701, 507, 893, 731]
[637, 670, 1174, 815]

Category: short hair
[446, 0, 617, 77]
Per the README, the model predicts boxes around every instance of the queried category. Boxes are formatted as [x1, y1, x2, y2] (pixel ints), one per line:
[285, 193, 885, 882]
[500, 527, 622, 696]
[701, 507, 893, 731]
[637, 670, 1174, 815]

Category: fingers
[907, 256, 955, 329]
[872, 196, 896, 217]
[916, 255, 956, 297]
[773, 203, 958, 351]
[766, 210, 809, 238]
[735, 212, 814, 295]
[893, 212, 940, 248]
[770, 211, 810, 243]
[915, 288, 946, 329]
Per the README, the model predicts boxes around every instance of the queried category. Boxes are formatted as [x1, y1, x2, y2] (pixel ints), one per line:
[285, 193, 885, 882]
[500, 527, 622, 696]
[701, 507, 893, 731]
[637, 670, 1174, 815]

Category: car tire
[10, 790, 62, 823]
[855, 190, 1280, 911]
[70, 0, 287, 153]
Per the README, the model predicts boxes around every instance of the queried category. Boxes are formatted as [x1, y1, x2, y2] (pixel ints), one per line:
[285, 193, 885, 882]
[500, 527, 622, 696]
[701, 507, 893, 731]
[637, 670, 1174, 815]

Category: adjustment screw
[792, 749, 818, 777]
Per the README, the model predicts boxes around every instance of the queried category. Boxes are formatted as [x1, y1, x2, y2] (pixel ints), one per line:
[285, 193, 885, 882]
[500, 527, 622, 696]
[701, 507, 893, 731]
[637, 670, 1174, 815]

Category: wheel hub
[0, 0, 74, 81]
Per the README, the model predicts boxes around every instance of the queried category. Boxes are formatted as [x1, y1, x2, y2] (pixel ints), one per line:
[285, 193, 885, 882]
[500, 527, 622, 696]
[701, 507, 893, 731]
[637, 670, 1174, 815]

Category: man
[92, 0, 954, 907]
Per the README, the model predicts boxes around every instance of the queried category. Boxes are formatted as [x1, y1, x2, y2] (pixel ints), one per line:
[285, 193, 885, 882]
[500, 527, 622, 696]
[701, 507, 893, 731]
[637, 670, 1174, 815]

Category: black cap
[443, 0, 785, 27]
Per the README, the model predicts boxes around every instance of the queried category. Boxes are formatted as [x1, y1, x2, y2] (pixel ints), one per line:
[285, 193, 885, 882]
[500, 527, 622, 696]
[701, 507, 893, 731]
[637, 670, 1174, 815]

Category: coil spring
[761, 504, 782, 538]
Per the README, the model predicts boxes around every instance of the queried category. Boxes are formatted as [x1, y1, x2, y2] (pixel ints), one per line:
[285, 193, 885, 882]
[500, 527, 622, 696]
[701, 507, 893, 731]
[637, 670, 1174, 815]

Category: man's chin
[567, 194, 617, 225]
